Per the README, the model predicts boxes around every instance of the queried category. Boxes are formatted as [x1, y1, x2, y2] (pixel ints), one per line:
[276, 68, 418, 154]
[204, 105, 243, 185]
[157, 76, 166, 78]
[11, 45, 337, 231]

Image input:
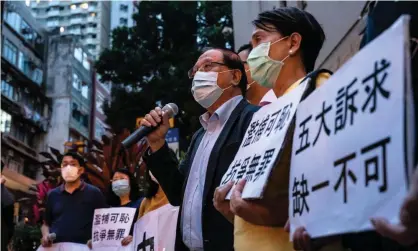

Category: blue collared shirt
[182, 95, 243, 250]
[45, 181, 107, 244]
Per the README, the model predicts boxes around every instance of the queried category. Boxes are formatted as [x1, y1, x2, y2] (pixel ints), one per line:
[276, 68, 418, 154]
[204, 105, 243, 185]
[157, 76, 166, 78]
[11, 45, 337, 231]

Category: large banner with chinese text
[289, 16, 413, 238]
[134, 204, 179, 251]
[220, 81, 308, 199]
[92, 207, 136, 250]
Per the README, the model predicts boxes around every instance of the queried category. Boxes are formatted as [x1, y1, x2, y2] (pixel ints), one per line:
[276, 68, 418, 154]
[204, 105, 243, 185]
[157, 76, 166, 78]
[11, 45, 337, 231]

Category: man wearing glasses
[141, 48, 259, 251]
[41, 152, 107, 248]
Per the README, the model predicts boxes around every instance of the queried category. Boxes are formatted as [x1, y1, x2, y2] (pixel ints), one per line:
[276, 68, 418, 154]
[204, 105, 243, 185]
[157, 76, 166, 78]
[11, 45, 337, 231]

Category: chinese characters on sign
[289, 16, 412, 239]
[92, 208, 136, 249]
[221, 81, 308, 199]
[134, 204, 179, 251]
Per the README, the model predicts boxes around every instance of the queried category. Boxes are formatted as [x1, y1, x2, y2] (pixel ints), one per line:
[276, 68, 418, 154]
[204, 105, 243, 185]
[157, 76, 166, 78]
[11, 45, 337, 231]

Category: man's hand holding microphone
[41, 233, 56, 247]
[140, 106, 170, 151]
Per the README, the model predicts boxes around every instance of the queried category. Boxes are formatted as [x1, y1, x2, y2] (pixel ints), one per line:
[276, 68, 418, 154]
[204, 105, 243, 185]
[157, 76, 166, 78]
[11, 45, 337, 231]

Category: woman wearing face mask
[88, 168, 143, 249]
[138, 167, 169, 218]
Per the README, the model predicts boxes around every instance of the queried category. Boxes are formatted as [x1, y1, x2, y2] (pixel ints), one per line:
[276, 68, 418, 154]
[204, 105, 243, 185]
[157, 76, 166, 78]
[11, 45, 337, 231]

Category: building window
[0, 110, 12, 133]
[5, 11, 22, 32]
[95, 118, 105, 139]
[81, 114, 88, 128]
[18, 52, 28, 73]
[82, 52, 90, 70]
[1, 80, 16, 101]
[32, 68, 43, 85]
[3, 39, 18, 65]
[20, 19, 37, 42]
[81, 83, 89, 99]
[72, 73, 81, 90]
[120, 4, 129, 12]
[119, 18, 128, 26]
[74, 47, 83, 61]
[80, 3, 89, 9]
[96, 92, 105, 114]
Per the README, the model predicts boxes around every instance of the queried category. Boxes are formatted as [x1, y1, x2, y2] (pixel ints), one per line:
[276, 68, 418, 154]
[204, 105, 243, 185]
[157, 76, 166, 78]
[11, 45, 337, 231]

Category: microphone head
[49, 233, 57, 240]
[163, 103, 179, 117]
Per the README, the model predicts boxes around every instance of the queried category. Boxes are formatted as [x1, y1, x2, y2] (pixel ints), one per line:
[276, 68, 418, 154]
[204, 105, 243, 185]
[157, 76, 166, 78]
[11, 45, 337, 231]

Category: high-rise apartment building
[29, 0, 111, 60]
[110, 1, 136, 30]
[92, 1, 137, 142]
[1, 0, 49, 186]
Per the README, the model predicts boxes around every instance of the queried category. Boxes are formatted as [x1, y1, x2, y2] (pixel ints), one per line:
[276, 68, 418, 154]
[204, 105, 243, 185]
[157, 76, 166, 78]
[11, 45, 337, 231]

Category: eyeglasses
[188, 61, 228, 79]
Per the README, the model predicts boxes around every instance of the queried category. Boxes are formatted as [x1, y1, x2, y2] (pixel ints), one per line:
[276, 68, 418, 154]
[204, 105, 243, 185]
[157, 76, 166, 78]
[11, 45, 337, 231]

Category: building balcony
[71, 87, 91, 106]
[47, 10, 60, 16]
[69, 117, 89, 139]
[48, 1, 61, 7]
[85, 38, 96, 45]
[46, 21, 59, 28]
[85, 27, 96, 34]
[69, 29, 82, 35]
[70, 18, 84, 25]
[86, 16, 97, 23]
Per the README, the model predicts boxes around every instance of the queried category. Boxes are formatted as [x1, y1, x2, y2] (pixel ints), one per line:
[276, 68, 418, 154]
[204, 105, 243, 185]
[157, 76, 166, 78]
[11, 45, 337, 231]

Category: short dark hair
[204, 48, 248, 97]
[107, 168, 141, 206]
[253, 7, 325, 72]
[237, 43, 252, 54]
[61, 151, 86, 167]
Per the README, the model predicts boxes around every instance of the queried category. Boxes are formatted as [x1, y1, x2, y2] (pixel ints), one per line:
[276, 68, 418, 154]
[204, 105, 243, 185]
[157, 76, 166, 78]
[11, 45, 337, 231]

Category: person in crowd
[237, 43, 270, 105]
[110, 168, 144, 246]
[287, 2, 418, 250]
[140, 48, 259, 251]
[1, 161, 15, 251]
[41, 151, 107, 247]
[213, 7, 332, 251]
[138, 167, 169, 218]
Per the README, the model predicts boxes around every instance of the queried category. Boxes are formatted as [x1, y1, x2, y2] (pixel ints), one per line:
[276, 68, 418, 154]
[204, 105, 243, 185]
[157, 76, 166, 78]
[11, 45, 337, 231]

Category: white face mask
[247, 36, 289, 88]
[191, 71, 233, 108]
[61, 165, 80, 183]
[112, 179, 130, 197]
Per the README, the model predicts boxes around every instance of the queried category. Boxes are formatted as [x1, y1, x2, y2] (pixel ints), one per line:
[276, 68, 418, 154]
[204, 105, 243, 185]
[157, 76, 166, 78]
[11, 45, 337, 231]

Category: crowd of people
[2, 2, 417, 251]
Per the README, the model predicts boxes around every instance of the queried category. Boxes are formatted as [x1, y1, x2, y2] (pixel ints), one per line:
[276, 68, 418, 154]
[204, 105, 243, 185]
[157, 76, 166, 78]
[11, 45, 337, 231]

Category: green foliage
[11, 224, 42, 251]
[95, 1, 233, 141]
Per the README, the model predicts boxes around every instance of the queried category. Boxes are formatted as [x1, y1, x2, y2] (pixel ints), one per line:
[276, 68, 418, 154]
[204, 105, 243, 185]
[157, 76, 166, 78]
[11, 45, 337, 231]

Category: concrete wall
[99, 1, 111, 52]
[45, 36, 75, 152]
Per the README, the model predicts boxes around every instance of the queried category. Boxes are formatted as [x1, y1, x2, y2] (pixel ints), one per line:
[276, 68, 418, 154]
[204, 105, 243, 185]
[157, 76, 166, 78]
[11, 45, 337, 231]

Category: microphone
[48, 233, 56, 242]
[121, 103, 179, 150]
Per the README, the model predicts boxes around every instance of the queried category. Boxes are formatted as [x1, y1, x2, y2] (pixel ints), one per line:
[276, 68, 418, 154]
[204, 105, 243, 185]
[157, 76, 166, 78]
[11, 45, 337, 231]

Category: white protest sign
[134, 204, 179, 251]
[289, 16, 412, 239]
[220, 81, 308, 199]
[37, 242, 90, 251]
[92, 207, 136, 249]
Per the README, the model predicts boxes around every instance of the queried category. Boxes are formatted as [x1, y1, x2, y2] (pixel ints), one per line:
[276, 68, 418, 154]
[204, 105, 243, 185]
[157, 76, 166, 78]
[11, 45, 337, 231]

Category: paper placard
[134, 204, 179, 251]
[289, 16, 411, 238]
[92, 207, 136, 249]
[220, 81, 308, 199]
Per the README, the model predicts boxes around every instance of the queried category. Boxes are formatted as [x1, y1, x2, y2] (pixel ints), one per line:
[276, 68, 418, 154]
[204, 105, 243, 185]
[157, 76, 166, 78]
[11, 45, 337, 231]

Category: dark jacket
[144, 99, 259, 251]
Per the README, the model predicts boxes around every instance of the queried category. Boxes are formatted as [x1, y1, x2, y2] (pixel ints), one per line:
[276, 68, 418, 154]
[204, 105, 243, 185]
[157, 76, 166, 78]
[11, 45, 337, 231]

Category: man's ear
[288, 32, 302, 56]
[232, 69, 242, 86]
